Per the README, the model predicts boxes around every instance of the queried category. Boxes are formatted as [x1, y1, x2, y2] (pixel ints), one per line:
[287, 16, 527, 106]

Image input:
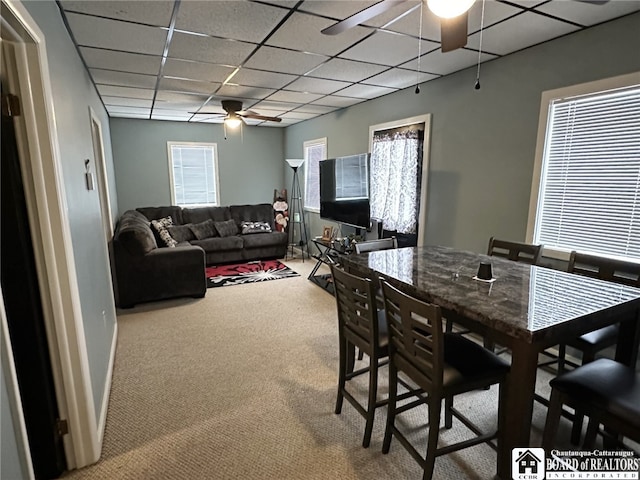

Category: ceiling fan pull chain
[415, 0, 424, 94]
[475, 0, 486, 90]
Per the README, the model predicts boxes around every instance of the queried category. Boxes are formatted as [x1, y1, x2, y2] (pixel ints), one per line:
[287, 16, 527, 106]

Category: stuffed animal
[275, 212, 288, 232]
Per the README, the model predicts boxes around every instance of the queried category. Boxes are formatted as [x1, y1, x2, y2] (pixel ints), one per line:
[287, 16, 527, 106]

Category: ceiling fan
[322, 0, 610, 53]
[191, 100, 282, 128]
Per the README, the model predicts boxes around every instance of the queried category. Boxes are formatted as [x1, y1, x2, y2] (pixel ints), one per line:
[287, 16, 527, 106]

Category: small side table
[308, 237, 352, 294]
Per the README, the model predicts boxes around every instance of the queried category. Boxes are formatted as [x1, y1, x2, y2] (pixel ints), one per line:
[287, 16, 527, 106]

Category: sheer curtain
[370, 129, 420, 234]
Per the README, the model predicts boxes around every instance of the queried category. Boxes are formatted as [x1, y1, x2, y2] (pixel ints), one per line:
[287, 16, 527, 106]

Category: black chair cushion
[443, 334, 510, 382]
[550, 358, 640, 429]
[568, 325, 619, 349]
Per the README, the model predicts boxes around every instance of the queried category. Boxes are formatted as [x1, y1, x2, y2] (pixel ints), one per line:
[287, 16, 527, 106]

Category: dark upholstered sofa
[112, 203, 288, 308]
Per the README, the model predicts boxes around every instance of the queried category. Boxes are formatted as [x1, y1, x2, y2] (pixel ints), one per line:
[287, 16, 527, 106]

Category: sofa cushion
[241, 221, 272, 234]
[137, 206, 183, 224]
[167, 224, 196, 242]
[191, 236, 243, 251]
[230, 204, 275, 229]
[151, 217, 178, 248]
[116, 210, 158, 255]
[190, 219, 217, 240]
[242, 231, 287, 249]
[182, 206, 231, 224]
[214, 219, 238, 237]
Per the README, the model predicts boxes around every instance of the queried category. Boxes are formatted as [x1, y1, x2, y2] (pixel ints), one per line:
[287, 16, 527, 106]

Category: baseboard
[97, 321, 118, 442]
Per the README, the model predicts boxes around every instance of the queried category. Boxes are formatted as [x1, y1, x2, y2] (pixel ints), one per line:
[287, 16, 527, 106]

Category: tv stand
[308, 237, 352, 295]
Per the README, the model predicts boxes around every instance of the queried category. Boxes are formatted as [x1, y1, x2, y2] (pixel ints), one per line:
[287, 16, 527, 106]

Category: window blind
[335, 153, 368, 200]
[534, 85, 640, 260]
[304, 139, 326, 211]
[170, 144, 218, 206]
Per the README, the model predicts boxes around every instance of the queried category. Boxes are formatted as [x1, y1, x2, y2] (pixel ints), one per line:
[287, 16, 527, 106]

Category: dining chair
[329, 264, 391, 448]
[487, 237, 543, 264]
[552, 251, 640, 444]
[354, 236, 398, 254]
[542, 358, 640, 451]
[380, 280, 510, 480]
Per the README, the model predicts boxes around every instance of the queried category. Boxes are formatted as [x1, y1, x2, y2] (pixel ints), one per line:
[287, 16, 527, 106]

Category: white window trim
[526, 71, 640, 260]
[167, 141, 220, 207]
[369, 114, 431, 246]
[303, 137, 326, 213]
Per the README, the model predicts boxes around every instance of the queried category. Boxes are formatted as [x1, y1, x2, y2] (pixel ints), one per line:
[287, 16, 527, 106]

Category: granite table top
[340, 245, 640, 345]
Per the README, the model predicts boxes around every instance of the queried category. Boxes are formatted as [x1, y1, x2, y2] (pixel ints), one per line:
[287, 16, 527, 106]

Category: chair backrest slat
[381, 280, 443, 392]
[487, 237, 542, 265]
[354, 237, 398, 254]
[568, 251, 640, 287]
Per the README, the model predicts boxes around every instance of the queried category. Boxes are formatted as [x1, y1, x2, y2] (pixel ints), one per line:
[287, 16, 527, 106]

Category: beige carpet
[60, 259, 573, 480]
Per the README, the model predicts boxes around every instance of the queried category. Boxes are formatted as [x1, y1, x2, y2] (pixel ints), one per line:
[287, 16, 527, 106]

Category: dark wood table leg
[497, 340, 539, 480]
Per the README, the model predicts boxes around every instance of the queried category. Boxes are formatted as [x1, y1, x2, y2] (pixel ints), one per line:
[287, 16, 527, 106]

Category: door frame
[1, 0, 100, 469]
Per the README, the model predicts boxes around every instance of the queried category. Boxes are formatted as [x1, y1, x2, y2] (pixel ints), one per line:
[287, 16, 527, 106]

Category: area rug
[205, 260, 299, 288]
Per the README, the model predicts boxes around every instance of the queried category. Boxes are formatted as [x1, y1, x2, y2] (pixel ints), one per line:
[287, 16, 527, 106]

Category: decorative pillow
[167, 224, 196, 243]
[214, 219, 238, 238]
[241, 221, 272, 234]
[150, 216, 178, 248]
[189, 219, 217, 240]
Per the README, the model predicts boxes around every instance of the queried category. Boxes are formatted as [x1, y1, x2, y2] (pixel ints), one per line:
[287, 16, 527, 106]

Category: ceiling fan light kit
[224, 113, 242, 129]
[427, 0, 476, 18]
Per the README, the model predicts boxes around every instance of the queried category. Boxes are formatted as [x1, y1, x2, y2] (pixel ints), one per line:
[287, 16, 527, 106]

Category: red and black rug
[205, 260, 299, 288]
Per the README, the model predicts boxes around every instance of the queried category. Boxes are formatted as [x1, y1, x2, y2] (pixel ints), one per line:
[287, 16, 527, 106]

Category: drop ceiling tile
[232, 68, 298, 89]
[107, 112, 150, 119]
[152, 115, 193, 122]
[380, 4, 440, 40]
[106, 105, 152, 115]
[90, 69, 157, 89]
[299, 1, 417, 29]
[163, 59, 235, 83]
[65, 13, 167, 55]
[336, 83, 396, 99]
[339, 31, 439, 66]
[268, 90, 324, 104]
[244, 46, 328, 75]
[266, 12, 371, 56]
[168, 32, 255, 65]
[159, 77, 220, 95]
[467, 2, 525, 33]
[216, 85, 277, 100]
[175, 1, 289, 43]
[362, 68, 438, 89]
[293, 103, 340, 114]
[260, 1, 299, 8]
[60, 1, 175, 27]
[307, 58, 389, 82]
[151, 109, 195, 119]
[102, 97, 153, 108]
[79, 47, 161, 75]
[280, 111, 318, 120]
[285, 77, 352, 95]
[311, 95, 364, 108]
[466, 11, 580, 55]
[97, 85, 155, 99]
[154, 92, 210, 110]
[250, 100, 299, 112]
[400, 49, 496, 76]
[535, 1, 640, 27]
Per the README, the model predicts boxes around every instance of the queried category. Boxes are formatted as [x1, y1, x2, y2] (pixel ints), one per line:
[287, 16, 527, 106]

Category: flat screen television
[319, 153, 370, 230]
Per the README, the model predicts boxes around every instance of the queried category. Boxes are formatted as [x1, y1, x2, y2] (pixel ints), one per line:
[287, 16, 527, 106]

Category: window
[529, 75, 640, 261]
[304, 137, 326, 212]
[167, 142, 220, 207]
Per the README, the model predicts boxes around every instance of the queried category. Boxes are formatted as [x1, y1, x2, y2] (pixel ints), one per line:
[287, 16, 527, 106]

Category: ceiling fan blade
[321, 0, 408, 35]
[241, 113, 282, 123]
[440, 11, 468, 53]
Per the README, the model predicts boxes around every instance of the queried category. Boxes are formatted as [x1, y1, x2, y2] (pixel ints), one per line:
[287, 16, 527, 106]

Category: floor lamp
[285, 158, 309, 260]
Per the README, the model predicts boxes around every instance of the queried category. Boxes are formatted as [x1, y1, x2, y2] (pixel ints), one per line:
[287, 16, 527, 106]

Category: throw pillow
[189, 219, 217, 240]
[167, 224, 196, 243]
[214, 219, 238, 237]
[150, 216, 178, 248]
[241, 221, 272, 234]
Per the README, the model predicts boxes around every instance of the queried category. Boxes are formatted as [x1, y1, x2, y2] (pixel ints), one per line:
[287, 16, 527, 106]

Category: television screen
[319, 153, 370, 230]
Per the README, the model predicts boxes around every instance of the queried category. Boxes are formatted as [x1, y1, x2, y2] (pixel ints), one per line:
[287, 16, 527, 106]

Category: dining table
[339, 245, 640, 480]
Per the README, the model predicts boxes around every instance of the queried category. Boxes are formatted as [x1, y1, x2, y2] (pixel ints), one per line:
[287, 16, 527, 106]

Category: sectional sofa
[112, 203, 288, 308]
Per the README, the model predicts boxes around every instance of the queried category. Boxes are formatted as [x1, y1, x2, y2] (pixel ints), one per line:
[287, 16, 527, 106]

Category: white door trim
[89, 107, 114, 240]
[1, 0, 100, 469]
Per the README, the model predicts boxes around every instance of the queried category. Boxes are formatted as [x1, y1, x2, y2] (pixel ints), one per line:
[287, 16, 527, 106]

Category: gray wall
[20, 0, 118, 423]
[285, 13, 640, 253]
[110, 119, 285, 213]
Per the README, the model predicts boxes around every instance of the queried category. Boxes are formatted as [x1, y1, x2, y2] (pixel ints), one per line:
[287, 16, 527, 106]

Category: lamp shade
[285, 158, 304, 168]
[427, 0, 475, 18]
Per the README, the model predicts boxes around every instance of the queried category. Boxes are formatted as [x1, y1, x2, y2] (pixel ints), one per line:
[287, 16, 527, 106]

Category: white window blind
[168, 142, 219, 207]
[304, 138, 326, 211]
[533, 85, 640, 260]
[335, 153, 368, 200]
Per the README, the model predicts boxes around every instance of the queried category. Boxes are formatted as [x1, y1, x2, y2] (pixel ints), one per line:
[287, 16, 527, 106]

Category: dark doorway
[1, 89, 67, 478]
